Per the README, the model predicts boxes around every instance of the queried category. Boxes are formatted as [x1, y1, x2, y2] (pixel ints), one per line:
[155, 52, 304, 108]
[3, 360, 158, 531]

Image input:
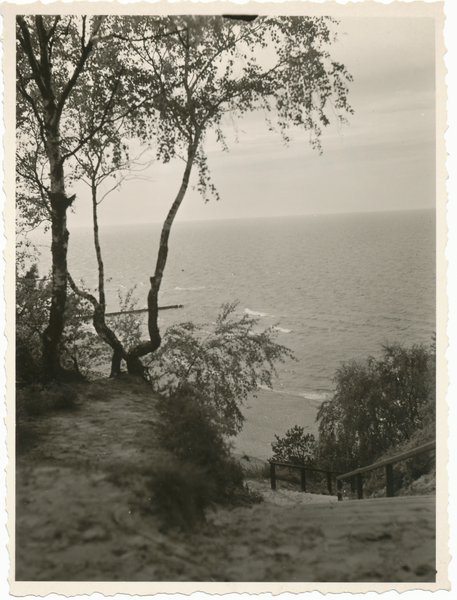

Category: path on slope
[15, 377, 435, 582]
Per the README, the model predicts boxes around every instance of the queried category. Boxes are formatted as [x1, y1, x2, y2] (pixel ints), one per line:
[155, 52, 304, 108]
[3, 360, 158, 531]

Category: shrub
[16, 264, 111, 382]
[16, 382, 79, 418]
[106, 285, 143, 353]
[16, 265, 50, 385]
[156, 385, 245, 504]
[316, 342, 435, 472]
[271, 426, 316, 466]
[148, 302, 295, 436]
[147, 458, 213, 532]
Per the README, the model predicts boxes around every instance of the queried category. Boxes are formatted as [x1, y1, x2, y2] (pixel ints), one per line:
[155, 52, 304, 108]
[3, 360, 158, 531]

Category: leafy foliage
[316, 342, 436, 472]
[16, 265, 50, 383]
[16, 16, 353, 373]
[147, 458, 212, 532]
[271, 426, 317, 466]
[16, 265, 145, 381]
[16, 382, 79, 418]
[148, 302, 295, 435]
[16, 266, 105, 382]
[156, 385, 245, 504]
[125, 15, 353, 201]
[106, 286, 143, 353]
[60, 290, 111, 378]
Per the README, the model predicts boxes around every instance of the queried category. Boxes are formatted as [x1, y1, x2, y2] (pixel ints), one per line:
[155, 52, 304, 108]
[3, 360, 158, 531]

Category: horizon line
[68, 205, 436, 229]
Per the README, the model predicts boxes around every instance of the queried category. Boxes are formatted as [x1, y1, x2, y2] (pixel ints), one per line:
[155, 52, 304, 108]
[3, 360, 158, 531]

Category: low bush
[156, 385, 245, 504]
[316, 342, 435, 472]
[16, 382, 79, 418]
[272, 341, 436, 498]
[271, 426, 316, 466]
[148, 302, 295, 436]
[238, 456, 271, 480]
[147, 458, 213, 532]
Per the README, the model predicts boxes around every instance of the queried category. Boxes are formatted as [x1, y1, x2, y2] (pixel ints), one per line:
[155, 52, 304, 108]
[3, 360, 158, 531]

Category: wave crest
[245, 308, 268, 317]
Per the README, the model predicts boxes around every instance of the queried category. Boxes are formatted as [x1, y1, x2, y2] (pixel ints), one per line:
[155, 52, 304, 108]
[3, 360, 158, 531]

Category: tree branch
[56, 16, 105, 121]
[16, 17, 49, 99]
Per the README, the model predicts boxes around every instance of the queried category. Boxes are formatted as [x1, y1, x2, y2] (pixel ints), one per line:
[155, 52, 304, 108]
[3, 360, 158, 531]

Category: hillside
[15, 376, 435, 582]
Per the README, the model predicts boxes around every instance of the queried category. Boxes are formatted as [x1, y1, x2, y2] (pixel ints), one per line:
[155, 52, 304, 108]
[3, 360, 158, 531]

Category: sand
[231, 388, 323, 460]
[14, 376, 436, 583]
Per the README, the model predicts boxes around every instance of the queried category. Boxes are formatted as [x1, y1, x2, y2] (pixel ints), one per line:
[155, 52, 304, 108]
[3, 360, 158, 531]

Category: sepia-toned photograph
[3, 0, 449, 594]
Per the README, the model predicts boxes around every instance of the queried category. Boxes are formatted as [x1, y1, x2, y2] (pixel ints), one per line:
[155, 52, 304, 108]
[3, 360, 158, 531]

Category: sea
[29, 209, 436, 460]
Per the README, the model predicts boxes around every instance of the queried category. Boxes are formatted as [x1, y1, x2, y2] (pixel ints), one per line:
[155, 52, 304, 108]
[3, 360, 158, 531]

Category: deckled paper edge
[2, 0, 451, 596]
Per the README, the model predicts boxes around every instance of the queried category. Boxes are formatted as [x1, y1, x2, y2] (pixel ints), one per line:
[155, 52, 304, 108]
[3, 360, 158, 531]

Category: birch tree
[122, 15, 353, 371]
[17, 15, 353, 380]
[16, 15, 131, 378]
[67, 112, 153, 376]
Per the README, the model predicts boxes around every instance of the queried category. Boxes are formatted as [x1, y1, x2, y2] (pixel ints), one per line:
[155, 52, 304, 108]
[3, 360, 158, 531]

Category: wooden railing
[269, 461, 341, 496]
[336, 441, 436, 501]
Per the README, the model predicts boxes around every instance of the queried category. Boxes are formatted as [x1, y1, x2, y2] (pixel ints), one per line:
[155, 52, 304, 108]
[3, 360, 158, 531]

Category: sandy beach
[231, 388, 324, 460]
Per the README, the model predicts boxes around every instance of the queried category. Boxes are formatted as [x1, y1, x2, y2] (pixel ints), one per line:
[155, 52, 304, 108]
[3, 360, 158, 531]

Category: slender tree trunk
[92, 181, 106, 309]
[67, 274, 129, 376]
[41, 126, 74, 380]
[92, 304, 128, 375]
[110, 350, 123, 377]
[92, 187, 124, 376]
[90, 179, 127, 375]
[17, 15, 104, 381]
[127, 136, 200, 373]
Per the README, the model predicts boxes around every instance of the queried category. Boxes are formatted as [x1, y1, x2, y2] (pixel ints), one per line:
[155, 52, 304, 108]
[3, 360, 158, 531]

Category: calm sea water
[31, 209, 436, 458]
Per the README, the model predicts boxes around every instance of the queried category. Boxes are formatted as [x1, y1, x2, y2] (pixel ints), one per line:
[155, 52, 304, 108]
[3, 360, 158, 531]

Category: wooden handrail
[336, 441, 436, 481]
[336, 441, 435, 501]
[269, 461, 341, 495]
[269, 460, 340, 476]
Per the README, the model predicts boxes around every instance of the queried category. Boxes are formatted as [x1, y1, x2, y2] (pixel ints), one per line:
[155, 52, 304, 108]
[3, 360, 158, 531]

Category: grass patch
[237, 455, 270, 480]
[17, 383, 79, 418]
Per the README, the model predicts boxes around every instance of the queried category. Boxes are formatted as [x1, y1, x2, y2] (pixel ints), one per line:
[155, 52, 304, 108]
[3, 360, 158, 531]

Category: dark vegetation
[16, 382, 80, 456]
[16, 273, 276, 529]
[16, 15, 354, 526]
[17, 261, 435, 522]
[150, 386, 262, 530]
[15, 16, 434, 529]
[271, 426, 317, 466]
[17, 15, 352, 380]
[270, 341, 436, 498]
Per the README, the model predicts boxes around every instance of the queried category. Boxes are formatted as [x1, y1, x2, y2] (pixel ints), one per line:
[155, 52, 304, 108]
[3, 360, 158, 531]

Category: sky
[68, 15, 437, 228]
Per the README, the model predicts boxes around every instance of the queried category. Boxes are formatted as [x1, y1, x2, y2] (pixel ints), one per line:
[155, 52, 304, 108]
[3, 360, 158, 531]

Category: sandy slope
[14, 377, 435, 582]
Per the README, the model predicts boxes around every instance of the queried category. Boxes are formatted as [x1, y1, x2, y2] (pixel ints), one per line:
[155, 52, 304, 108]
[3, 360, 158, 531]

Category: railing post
[357, 473, 363, 499]
[300, 468, 307, 492]
[385, 463, 394, 497]
[337, 478, 343, 501]
[270, 462, 276, 491]
[327, 471, 333, 495]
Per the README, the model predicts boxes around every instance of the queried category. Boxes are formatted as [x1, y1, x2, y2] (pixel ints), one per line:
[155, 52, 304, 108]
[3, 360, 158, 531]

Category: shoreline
[87, 370, 328, 463]
[230, 387, 325, 462]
